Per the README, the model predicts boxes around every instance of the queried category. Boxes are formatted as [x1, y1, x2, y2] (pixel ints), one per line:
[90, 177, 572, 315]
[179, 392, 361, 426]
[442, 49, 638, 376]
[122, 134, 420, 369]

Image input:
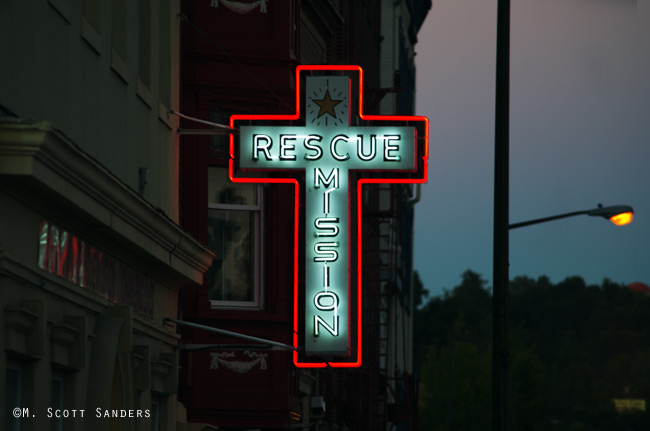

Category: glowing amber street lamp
[610, 212, 633, 225]
[589, 205, 633, 226]
[509, 204, 634, 229]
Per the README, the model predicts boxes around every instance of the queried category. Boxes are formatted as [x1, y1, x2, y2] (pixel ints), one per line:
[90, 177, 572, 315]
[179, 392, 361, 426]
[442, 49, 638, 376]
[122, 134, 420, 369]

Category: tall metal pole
[493, 0, 510, 430]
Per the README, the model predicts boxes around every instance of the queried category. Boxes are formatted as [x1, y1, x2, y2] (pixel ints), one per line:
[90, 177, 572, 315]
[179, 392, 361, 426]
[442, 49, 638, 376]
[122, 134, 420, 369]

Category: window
[150, 395, 160, 431]
[150, 393, 169, 431]
[51, 372, 64, 431]
[207, 166, 263, 308]
[4, 363, 21, 431]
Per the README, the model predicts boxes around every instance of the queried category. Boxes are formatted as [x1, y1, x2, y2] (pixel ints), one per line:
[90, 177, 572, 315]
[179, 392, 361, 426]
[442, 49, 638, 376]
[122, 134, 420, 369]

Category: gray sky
[413, 0, 650, 297]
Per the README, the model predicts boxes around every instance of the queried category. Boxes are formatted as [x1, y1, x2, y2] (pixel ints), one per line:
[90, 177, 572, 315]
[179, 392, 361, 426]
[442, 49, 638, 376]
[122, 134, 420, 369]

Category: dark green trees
[415, 271, 650, 431]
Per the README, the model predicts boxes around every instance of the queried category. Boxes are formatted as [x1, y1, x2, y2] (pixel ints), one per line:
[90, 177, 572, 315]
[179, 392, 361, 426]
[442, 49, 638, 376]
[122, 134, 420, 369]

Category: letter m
[314, 167, 339, 189]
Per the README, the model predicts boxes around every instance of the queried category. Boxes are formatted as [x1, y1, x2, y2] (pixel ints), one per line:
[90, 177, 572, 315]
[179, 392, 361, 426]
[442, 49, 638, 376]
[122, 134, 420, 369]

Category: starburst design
[312, 90, 342, 119]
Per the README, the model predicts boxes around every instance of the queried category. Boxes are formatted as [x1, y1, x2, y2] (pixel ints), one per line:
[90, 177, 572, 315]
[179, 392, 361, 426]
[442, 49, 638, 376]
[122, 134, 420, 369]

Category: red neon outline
[229, 65, 429, 368]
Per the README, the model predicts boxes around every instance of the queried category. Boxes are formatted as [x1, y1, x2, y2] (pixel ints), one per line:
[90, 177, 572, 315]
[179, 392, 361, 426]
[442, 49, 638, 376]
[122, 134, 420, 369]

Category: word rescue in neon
[248, 132, 407, 165]
[231, 66, 428, 367]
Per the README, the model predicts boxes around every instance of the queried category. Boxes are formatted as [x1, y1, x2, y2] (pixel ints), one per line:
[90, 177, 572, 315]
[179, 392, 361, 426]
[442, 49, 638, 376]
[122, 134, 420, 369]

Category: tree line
[414, 270, 650, 431]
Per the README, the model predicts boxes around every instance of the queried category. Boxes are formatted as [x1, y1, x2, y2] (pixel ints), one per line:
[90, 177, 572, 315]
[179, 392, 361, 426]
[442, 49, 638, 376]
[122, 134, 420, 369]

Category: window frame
[4, 361, 22, 431]
[151, 394, 161, 431]
[50, 371, 65, 431]
[206, 167, 264, 310]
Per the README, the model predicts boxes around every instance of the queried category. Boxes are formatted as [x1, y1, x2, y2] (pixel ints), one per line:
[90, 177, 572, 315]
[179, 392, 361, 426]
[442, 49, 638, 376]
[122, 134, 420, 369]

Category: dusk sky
[413, 0, 650, 298]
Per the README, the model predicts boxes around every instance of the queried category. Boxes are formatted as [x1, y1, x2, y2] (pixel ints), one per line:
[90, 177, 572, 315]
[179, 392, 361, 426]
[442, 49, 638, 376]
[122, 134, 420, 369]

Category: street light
[509, 204, 634, 229]
[492, 0, 635, 428]
[495, 192, 632, 431]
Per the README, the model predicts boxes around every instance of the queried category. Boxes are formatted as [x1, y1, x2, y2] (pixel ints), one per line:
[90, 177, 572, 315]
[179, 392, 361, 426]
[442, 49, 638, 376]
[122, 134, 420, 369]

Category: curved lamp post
[492, 0, 634, 428]
[509, 204, 634, 230]
[493, 202, 633, 431]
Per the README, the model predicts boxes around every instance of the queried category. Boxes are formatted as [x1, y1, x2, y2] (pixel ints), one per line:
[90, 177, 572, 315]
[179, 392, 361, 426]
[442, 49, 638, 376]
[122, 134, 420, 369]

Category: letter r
[253, 135, 273, 160]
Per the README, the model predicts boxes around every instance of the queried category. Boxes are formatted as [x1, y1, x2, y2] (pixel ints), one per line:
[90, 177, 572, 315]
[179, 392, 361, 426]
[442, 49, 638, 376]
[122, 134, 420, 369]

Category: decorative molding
[4, 300, 46, 358]
[151, 352, 177, 394]
[81, 18, 102, 55]
[0, 254, 179, 346]
[133, 345, 151, 391]
[209, 351, 268, 373]
[111, 49, 130, 84]
[137, 79, 153, 109]
[0, 120, 215, 286]
[210, 0, 268, 14]
[4, 306, 37, 354]
[107, 305, 133, 352]
[50, 316, 86, 369]
[48, 0, 71, 23]
[158, 102, 174, 130]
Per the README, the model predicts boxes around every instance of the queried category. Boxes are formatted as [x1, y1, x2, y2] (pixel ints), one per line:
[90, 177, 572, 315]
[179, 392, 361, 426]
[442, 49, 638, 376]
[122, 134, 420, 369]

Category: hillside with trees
[415, 270, 650, 430]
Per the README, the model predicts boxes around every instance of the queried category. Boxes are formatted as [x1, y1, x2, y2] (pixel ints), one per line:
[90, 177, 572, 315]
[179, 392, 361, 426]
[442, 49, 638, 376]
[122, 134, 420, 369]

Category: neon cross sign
[229, 65, 428, 368]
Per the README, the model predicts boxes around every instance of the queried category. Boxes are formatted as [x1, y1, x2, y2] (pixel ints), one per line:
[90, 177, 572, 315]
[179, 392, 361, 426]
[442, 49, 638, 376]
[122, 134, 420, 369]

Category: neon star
[312, 90, 342, 118]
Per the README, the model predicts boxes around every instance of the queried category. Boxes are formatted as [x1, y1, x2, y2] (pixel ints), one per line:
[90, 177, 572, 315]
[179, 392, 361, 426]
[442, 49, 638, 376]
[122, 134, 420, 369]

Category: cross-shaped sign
[229, 65, 428, 368]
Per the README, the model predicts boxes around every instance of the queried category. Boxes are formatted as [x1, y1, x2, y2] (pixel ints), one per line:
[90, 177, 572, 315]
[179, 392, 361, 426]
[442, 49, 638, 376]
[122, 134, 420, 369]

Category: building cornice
[0, 119, 214, 286]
